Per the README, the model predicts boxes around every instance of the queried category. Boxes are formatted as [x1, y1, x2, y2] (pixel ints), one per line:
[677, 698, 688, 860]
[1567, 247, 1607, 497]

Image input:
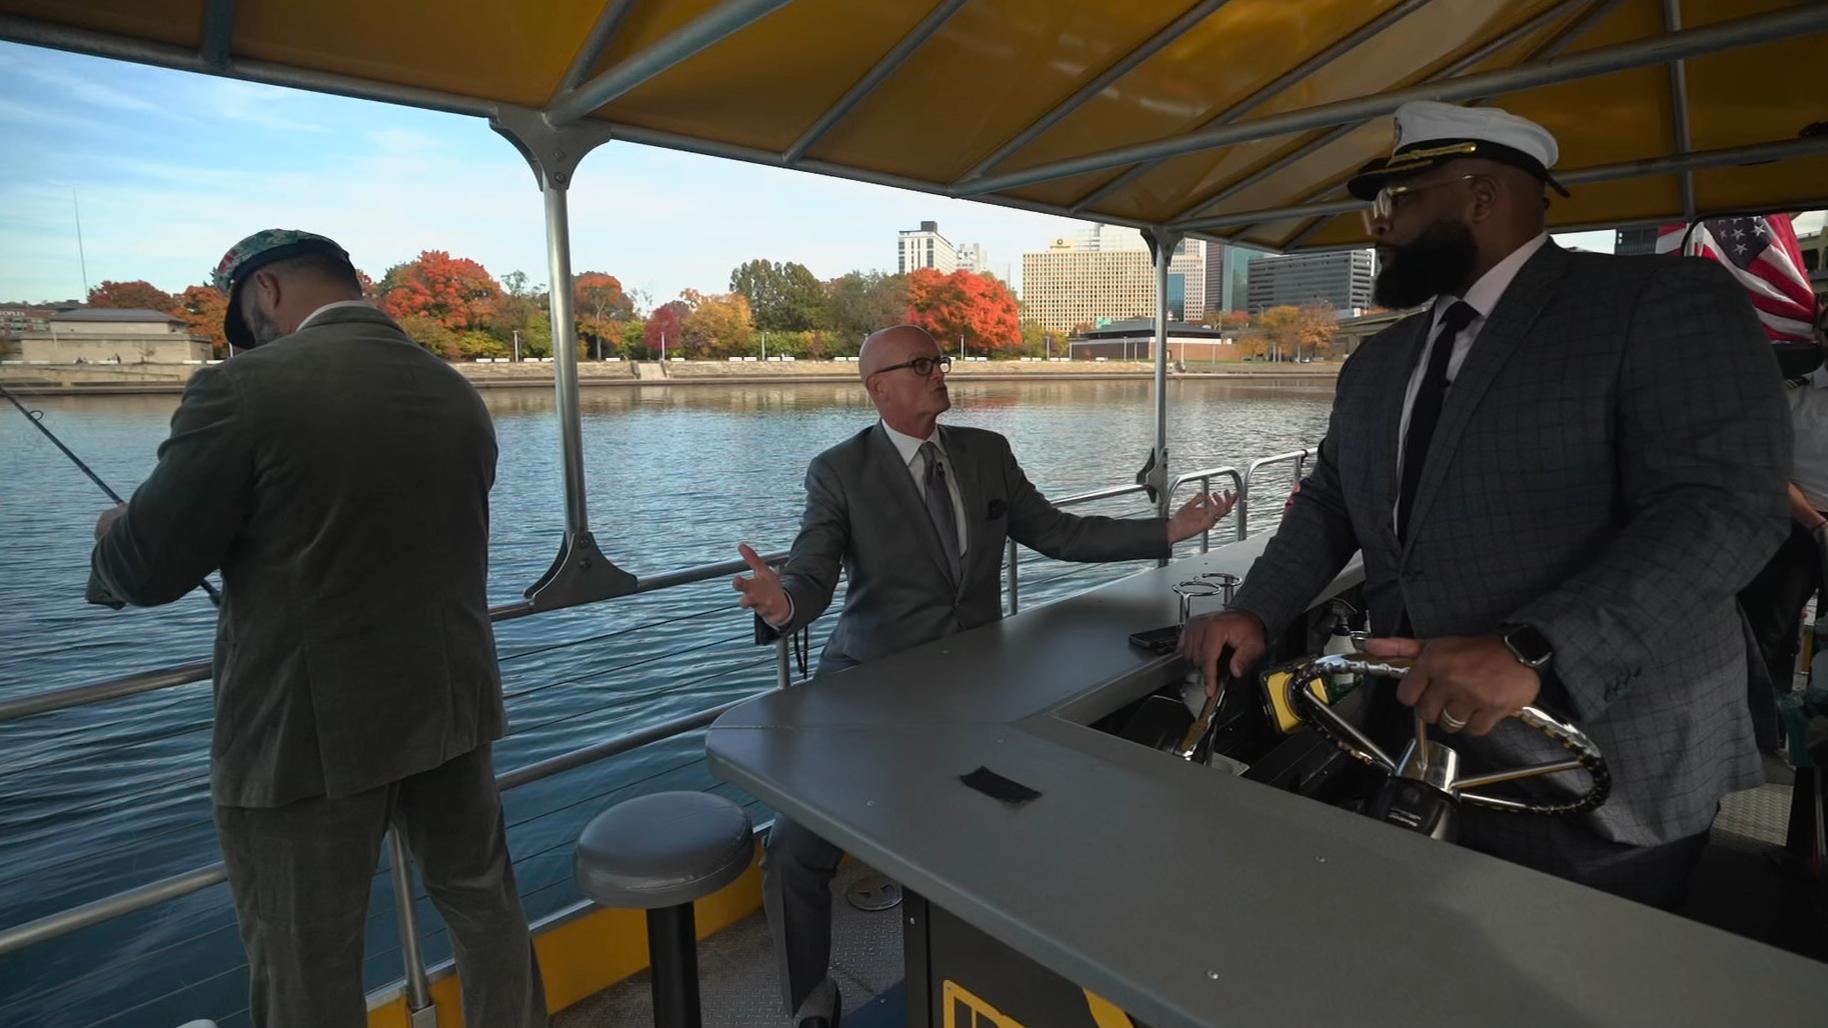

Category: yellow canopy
[5, 0, 1827, 251]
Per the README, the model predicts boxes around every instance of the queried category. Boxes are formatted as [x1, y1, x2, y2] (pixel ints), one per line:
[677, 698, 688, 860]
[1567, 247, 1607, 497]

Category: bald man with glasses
[731, 323, 1231, 1026]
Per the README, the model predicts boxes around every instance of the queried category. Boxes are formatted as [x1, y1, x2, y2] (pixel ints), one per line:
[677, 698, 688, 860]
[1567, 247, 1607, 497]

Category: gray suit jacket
[768, 423, 1170, 673]
[1232, 243, 1791, 847]
[89, 306, 504, 808]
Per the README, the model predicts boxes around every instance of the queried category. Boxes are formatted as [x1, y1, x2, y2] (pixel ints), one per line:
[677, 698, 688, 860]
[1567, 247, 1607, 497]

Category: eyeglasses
[1361, 174, 1478, 229]
[870, 354, 952, 378]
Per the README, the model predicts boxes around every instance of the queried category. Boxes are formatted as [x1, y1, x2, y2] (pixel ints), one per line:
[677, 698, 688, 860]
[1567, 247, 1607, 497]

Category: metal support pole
[775, 634, 792, 689]
[647, 904, 702, 1028]
[1147, 230, 1181, 524]
[389, 832, 437, 1027]
[1006, 538, 1020, 615]
[544, 185, 590, 536]
[1663, 0, 1697, 222]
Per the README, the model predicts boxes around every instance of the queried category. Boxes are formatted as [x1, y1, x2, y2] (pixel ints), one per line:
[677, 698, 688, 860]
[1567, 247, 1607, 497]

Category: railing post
[389, 832, 437, 1027]
[775, 635, 792, 689]
[1006, 538, 1020, 615]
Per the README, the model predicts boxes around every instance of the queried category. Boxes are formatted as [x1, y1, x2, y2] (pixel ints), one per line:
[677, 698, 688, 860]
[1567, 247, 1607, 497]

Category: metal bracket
[489, 104, 615, 191]
[1134, 447, 1167, 506]
[524, 531, 638, 612]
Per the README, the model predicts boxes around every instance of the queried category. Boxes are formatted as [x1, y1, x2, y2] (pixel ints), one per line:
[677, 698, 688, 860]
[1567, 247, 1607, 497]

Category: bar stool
[574, 791, 754, 1028]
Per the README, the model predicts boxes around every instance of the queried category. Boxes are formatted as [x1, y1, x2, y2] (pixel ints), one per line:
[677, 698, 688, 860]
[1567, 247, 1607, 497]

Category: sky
[4, 42, 1813, 308]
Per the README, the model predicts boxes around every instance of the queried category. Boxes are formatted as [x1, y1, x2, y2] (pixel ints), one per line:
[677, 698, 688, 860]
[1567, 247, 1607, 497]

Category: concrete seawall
[0, 358, 1340, 396]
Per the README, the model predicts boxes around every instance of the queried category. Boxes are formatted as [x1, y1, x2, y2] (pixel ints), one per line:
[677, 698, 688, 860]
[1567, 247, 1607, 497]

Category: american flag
[1655, 214, 1820, 343]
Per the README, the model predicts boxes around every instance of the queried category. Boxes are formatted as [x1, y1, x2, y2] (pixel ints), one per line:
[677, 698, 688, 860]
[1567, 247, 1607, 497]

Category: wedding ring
[1439, 711, 1468, 732]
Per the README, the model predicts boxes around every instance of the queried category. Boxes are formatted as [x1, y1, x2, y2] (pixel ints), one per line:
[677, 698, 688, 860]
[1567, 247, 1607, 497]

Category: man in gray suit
[1182, 102, 1791, 909]
[89, 230, 545, 1028]
[734, 324, 1231, 1025]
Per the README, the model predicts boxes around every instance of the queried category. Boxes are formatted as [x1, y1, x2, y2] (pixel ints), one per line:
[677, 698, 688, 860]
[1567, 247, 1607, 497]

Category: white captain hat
[1346, 100, 1569, 201]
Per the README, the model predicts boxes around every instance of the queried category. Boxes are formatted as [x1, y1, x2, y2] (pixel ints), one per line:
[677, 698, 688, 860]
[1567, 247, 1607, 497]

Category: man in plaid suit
[1182, 102, 1791, 907]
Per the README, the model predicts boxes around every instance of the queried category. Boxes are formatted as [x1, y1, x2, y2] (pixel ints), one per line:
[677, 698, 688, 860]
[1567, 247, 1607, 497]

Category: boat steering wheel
[1285, 653, 1609, 829]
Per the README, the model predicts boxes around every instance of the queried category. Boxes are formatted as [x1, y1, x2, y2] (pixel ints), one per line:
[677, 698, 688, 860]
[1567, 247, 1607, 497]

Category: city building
[1021, 237, 1155, 334]
[1201, 245, 1266, 313]
[897, 220, 957, 274]
[1614, 226, 1659, 256]
[1067, 318, 1240, 362]
[0, 306, 56, 339]
[1169, 238, 1206, 320]
[10, 308, 210, 364]
[1246, 249, 1377, 314]
[954, 241, 987, 274]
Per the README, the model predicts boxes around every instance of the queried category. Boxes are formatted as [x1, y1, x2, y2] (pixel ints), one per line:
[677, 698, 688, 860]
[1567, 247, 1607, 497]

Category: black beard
[1374, 219, 1478, 309]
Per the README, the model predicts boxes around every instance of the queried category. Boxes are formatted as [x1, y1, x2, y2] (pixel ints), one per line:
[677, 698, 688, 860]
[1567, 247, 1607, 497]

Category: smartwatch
[1502, 624, 1554, 671]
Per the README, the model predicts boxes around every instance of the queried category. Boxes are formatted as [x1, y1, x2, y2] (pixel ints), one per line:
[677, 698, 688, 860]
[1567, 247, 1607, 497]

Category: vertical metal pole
[1199, 475, 1212, 554]
[1662, 0, 1697, 222]
[1005, 538, 1020, 615]
[775, 635, 791, 689]
[389, 832, 436, 1025]
[1152, 232, 1176, 519]
[543, 185, 590, 535]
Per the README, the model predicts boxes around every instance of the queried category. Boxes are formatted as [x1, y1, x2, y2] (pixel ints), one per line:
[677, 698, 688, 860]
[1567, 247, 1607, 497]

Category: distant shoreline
[0, 359, 1341, 397]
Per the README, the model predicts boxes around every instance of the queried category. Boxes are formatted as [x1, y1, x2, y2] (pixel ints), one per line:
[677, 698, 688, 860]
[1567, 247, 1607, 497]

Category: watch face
[1508, 625, 1553, 665]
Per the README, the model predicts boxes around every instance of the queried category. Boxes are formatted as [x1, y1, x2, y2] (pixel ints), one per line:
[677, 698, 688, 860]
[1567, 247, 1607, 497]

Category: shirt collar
[297, 299, 375, 332]
[1434, 231, 1549, 327]
[880, 420, 943, 467]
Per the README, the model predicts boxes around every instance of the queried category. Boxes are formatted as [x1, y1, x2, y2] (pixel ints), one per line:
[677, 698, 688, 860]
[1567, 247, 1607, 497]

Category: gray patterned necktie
[919, 441, 962, 582]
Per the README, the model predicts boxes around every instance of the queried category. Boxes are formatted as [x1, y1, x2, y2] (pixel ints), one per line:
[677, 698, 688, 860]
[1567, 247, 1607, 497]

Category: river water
[0, 376, 1333, 1027]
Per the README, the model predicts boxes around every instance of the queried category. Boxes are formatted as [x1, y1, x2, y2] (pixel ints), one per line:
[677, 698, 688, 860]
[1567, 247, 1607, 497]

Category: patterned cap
[211, 229, 349, 348]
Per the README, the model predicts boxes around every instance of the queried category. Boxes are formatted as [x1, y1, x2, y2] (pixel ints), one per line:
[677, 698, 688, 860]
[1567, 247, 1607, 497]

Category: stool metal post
[646, 903, 700, 1028]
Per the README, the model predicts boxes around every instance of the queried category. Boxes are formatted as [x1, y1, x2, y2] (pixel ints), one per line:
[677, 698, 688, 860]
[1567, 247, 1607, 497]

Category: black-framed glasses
[871, 354, 952, 378]
[1361, 173, 1478, 229]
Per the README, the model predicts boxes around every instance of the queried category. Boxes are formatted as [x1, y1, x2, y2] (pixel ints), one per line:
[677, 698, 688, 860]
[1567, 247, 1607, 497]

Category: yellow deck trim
[367, 840, 764, 1027]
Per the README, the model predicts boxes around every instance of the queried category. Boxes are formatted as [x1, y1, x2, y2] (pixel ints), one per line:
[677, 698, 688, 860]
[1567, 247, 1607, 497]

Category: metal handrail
[0, 550, 790, 725]
[0, 686, 771, 959]
[1166, 464, 1247, 552]
[1239, 448, 1316, 538]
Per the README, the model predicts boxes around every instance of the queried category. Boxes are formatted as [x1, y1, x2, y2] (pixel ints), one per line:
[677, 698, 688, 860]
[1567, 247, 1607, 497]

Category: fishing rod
[1, 381, 222, 606]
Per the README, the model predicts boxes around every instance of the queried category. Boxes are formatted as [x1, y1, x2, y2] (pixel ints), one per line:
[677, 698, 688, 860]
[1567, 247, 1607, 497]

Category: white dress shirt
[1790, 367, 1828, 513]
[297, 299, 376, 332]
[879, 420, 970, 556]
[1394, 232, 1549, 500]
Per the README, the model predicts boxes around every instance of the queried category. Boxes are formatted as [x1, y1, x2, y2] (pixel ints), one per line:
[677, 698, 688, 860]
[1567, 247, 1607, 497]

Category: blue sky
[0, 42, 1649, 307]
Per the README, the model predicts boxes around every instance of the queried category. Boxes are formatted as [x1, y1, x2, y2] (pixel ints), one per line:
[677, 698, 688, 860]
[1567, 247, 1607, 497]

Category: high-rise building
[1169, 238, 1205, 319]
[898, 221, 957, 274]
[954, 242, 988, 274]
[1021, 237, 1157, 334]
[1615, 226, 1659, 255]
[1202, 245, 1263, 313]
[1246, 250, 1377, 314]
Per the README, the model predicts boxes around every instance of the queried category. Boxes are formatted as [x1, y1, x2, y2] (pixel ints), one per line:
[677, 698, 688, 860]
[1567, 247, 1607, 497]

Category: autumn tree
[395, 314, 462, 360]
[731, 259, 830, 332]
[679, 290, 756, 358]
[905, 269, 1021, 357]
[88, 280, 175, 310]
[1256, 306, 1299, 361]
[173, 285, 229, 356]
[826, 270, 906, 348]
[642, 300, 690, 358]
[377, 250, 502, 333]
[572, 271, 635, 357]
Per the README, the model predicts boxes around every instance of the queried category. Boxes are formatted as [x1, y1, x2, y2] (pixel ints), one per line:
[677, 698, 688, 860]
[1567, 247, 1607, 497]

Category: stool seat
[575, 791, 753, 909]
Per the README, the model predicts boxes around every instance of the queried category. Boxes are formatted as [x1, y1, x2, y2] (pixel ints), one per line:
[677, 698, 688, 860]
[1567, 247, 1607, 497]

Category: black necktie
[1397, 300, 1478, 542]
[920, 441, 962, 582]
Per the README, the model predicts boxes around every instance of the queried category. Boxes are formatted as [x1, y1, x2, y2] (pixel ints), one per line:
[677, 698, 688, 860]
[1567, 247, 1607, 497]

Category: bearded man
[1180, 102, 1791, 909]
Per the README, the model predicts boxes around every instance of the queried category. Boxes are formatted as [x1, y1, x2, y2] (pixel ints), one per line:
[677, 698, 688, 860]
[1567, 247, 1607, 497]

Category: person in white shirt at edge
[1739, 302, 1828, 741]
[729, 323, 1233, 1027]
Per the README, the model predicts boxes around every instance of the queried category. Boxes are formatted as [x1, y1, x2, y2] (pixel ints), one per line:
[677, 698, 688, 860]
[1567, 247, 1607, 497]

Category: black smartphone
[1127, 624, 1181, 655]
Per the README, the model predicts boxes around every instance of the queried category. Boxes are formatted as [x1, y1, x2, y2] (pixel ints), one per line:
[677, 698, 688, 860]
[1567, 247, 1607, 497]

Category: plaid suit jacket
[1232, 242, 1792, 846]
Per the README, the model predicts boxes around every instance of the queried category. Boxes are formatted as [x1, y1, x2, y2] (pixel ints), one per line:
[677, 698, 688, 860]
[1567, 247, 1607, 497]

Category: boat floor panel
[554, 861, 903, 1027]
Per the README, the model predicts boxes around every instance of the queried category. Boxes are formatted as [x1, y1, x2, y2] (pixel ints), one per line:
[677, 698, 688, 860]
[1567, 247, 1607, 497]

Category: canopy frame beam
[559, 0, 638, 94]
[958, 4, 1828, 198]
[1662, 0, 1697, 222]
[953, 0, 1239, 186]
[1066, 0, 1437, 214]
[200, 0, 235, 70]
[1165, 0, 1609, 226]
[784, 0, 970, 164]
[547, 0, 793, 125]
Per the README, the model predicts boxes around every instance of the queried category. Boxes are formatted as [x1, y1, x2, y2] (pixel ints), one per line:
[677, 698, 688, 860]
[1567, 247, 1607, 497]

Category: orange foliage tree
[574, 271, 635, 355]
[905, 269, 1020, 357]
[377, 250, 501, 333]
[173, 285, 229, 356]
[88, 280, 175, 310]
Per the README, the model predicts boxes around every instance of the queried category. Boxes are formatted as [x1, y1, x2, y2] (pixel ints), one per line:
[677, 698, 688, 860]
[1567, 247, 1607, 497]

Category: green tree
[826, 270, 907, 348]
[396, 313, 462, 359]
[731, 259, 831, 332]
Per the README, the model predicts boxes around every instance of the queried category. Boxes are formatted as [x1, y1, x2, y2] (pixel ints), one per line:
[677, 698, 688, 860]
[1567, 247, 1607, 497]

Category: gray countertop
[706, 538, 1828, 1026]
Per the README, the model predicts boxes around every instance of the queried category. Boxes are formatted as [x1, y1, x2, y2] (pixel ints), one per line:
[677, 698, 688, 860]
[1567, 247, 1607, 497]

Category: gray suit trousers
[762, 814, 845, 1019]
[214, 744, 545, 1028]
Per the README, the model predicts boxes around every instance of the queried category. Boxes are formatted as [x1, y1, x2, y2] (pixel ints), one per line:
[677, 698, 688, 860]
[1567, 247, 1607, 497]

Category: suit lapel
[1405, 243, 1572, 545]
[867, 424, 956, 586]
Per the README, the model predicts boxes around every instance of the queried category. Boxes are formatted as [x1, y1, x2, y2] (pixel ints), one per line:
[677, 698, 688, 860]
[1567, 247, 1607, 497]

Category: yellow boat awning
[5, 0, 1827, 251]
